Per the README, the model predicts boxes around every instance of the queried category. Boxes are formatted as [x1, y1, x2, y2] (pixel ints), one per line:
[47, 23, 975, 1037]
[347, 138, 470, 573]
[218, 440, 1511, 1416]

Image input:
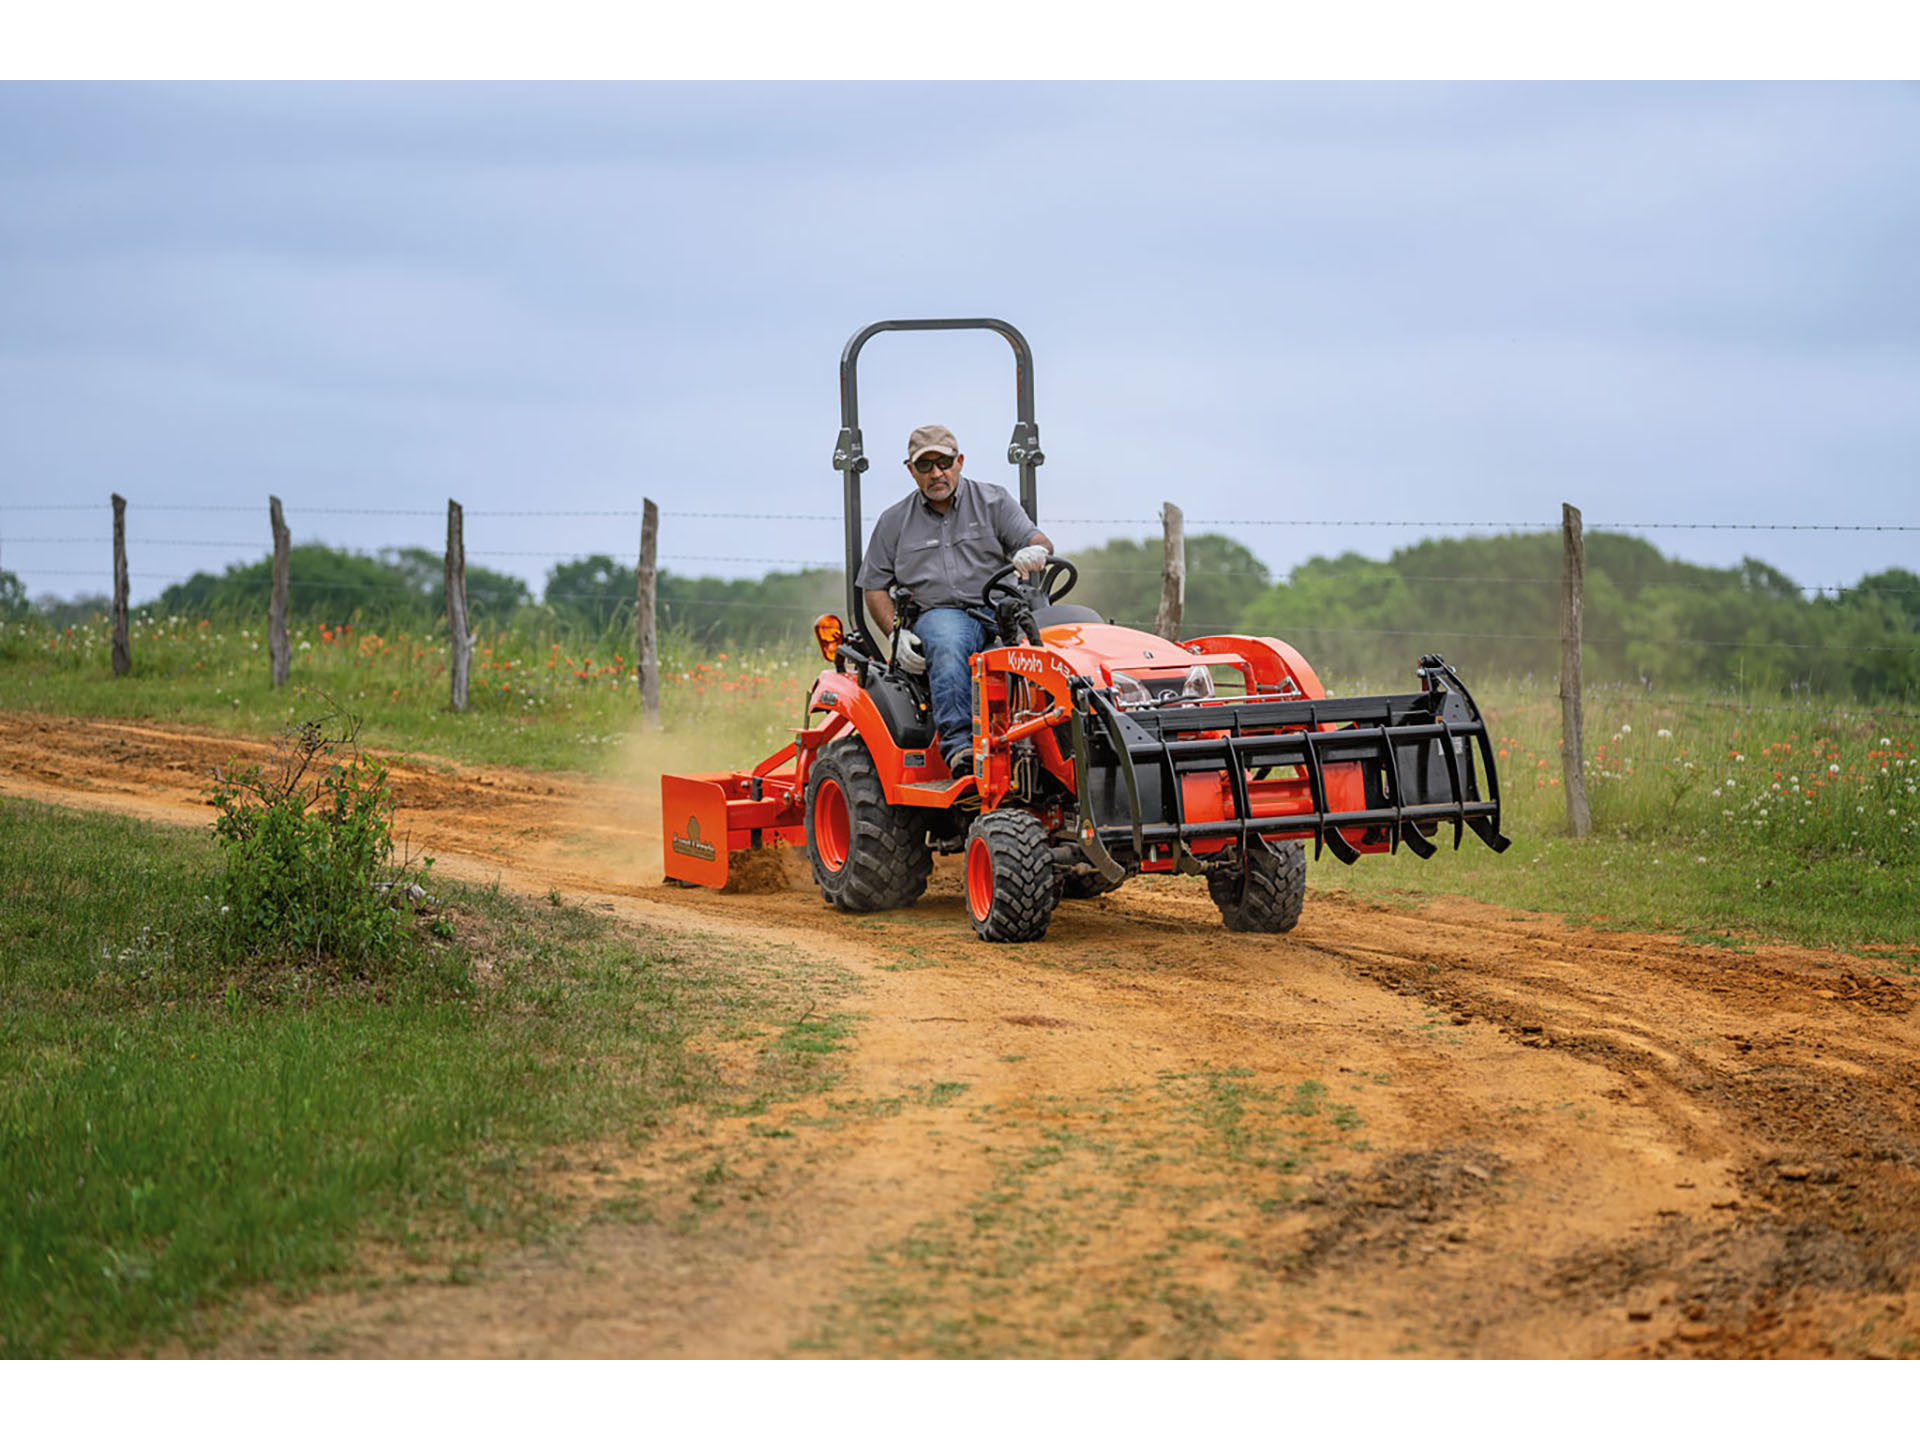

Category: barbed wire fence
[3, 496, 1917, 833]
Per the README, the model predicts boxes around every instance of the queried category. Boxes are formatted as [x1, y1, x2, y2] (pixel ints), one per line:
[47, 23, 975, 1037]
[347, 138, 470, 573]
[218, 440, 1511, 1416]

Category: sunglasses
[911, 454, 957, 474]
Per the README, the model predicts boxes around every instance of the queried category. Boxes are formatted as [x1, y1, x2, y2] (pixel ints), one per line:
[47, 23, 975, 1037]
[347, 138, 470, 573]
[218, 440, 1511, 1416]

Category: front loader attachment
[1069, 655, 1510, 876]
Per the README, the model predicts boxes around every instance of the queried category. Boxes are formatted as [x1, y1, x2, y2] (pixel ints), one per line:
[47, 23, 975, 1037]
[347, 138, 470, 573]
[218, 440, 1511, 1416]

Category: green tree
[0, 568, 28, 622]
[33, 592, 111, 629]
[157, 545, 527, 628]
[384, 546, 529, 627]
[545, 557, 845, 648]
[1063, 533, 1271, 636]
[1235, 531, 1920, 699]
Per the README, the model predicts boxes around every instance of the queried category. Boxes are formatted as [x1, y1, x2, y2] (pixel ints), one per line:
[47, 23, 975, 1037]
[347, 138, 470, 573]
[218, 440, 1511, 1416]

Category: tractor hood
[1037, 621, 1204, 682]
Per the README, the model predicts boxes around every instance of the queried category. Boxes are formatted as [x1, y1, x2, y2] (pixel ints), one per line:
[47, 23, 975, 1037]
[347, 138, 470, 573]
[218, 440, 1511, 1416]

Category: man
[855, 424, 1052, 777]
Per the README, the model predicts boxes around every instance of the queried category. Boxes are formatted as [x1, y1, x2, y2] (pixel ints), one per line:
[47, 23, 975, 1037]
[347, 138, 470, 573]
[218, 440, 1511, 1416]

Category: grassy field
[4, 611, 1917, 956]
[2, 616, 1916, 1356]
[0, 797, 856, 1358]
[0, 610, 813, 771]
[1311, 672, 1920, 962]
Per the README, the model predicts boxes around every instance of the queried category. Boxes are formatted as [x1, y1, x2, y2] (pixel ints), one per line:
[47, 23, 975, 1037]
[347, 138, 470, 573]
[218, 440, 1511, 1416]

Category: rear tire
[964, 809, 1057, 942]
[1207, 838, 1307, 933]
[805, 736, 931, 912]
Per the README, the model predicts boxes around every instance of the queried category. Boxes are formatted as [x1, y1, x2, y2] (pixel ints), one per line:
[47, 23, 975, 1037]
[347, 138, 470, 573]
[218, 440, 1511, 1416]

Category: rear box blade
[662, 774, 731, 888]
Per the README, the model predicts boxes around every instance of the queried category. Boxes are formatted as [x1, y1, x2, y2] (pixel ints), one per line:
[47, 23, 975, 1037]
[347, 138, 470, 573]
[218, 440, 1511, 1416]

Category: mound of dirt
[720, 841, 803, 895]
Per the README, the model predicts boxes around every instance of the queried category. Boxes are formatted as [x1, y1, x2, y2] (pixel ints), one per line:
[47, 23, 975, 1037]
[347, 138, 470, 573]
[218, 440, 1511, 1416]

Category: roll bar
[831, 318, 1043, 646]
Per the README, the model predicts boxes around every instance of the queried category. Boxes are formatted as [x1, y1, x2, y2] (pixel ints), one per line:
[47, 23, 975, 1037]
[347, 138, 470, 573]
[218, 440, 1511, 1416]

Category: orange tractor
[662, 318, 1510, 940]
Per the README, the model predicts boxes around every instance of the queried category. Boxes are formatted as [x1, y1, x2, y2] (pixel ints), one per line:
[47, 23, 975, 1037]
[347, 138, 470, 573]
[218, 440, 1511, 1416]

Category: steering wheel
[981, 555, 1078, 611]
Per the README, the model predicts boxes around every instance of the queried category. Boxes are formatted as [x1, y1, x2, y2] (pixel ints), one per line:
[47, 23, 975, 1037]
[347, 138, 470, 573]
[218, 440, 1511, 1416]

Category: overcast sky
[2, 81, 1916, 608]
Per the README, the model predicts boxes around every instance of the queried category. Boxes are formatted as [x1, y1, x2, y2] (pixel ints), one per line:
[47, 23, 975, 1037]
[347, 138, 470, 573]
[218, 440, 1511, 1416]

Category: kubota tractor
[661, 318, 1510, 940]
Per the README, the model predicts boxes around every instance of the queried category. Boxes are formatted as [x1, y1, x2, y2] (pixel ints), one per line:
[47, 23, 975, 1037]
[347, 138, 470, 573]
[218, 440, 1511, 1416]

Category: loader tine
[1088, 689, 1147, 861]
[1469, 815, 1512, 853]
[1437, 720, 1468, 853]
[1381, 723, 1409, 856]
[1299, 727, 1332, 863]
[1321, 823, 1362, 865]
[1399, 824, 1437, 860]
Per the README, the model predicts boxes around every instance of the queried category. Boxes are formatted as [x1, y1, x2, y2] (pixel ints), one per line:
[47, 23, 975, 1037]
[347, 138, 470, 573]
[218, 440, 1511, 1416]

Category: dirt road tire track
[4, 710, 1917, 1357]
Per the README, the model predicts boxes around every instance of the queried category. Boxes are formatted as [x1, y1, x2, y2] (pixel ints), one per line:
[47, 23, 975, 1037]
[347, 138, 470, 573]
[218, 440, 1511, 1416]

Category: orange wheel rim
[965, 836, 995, 921]
[815, 779, 851, 871]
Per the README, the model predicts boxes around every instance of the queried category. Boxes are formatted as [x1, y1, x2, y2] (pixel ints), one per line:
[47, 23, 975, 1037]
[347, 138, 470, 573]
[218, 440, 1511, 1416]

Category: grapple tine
[1470, 815, 1513, 853]
[1438, 719, 1468, 853]
[1399, 824, 1438, 859]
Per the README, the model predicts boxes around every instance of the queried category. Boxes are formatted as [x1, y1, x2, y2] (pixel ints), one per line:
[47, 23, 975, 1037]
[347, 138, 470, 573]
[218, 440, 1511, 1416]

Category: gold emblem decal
[671, 815, 719, 862]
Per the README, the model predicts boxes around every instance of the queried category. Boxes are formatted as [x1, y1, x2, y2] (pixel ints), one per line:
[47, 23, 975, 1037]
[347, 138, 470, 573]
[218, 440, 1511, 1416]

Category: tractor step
[897, 776, 978, 806]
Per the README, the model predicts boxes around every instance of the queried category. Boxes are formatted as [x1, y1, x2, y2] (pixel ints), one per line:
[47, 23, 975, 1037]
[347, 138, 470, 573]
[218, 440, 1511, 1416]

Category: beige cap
[906, 424, 960, 464]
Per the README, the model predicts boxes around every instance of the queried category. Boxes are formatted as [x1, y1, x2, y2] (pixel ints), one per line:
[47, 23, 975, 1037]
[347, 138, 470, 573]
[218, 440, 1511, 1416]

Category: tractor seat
[1032, 601, 1103, 627]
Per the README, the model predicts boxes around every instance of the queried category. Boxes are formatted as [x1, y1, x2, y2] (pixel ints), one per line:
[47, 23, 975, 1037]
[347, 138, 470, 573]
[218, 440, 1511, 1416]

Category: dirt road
[4, 710, 1917, 1358]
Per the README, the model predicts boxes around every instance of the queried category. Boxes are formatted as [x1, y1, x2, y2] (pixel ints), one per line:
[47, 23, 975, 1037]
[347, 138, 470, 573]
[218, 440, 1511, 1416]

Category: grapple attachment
[1069, 655, 1510, 878]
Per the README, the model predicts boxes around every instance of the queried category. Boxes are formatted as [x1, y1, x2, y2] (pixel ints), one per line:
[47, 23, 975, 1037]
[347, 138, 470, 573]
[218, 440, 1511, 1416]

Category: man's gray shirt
[856, 476, 1038, 611]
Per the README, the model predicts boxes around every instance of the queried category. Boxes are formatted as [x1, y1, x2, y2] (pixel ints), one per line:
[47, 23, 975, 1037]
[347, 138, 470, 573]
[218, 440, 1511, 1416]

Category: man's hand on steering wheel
[981, 554, 1078, 610]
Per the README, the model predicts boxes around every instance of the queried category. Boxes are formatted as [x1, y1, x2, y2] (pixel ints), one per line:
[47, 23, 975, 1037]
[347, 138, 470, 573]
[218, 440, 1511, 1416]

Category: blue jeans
[912, 607, 991, 761]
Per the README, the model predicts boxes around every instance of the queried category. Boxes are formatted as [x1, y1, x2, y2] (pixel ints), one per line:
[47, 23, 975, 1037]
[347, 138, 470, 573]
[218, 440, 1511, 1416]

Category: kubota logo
[1006, 650, 1068, 679]
[671, 815, 718, 862]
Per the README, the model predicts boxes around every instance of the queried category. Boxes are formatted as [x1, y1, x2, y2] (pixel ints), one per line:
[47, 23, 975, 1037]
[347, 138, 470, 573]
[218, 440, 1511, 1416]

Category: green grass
[1309, 673, 1920, 957]
[0, 796, 855, 1357]
[0, 611, 813, 772]
[6, 615, 1916, 951]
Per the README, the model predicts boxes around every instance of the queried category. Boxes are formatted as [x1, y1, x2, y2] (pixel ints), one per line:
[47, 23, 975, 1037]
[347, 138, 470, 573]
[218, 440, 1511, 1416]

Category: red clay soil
[3, 710, 1916, 1358]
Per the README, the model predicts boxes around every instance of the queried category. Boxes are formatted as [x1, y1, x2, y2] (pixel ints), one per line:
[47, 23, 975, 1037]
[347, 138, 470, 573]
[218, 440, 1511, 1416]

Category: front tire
[964, 809, 1058, 942]
[1057, 870, 1123, 901]
[805, 736, 931, 912]
[1207, 838, 1307, 933]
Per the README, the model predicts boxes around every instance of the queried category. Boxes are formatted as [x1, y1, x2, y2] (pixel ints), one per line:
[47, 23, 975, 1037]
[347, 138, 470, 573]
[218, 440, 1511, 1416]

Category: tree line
[6, 530, 1916, 699]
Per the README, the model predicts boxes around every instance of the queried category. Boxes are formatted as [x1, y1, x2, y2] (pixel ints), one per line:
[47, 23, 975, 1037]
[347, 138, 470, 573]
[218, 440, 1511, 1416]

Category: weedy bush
[208, 708, 427, 973]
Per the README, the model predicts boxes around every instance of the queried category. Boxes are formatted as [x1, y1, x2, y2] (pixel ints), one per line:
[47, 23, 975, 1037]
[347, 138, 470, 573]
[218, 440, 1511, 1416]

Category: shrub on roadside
[208, 709, 427, 974]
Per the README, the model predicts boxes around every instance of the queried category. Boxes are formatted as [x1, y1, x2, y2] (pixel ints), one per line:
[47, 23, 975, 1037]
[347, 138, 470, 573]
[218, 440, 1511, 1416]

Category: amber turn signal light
[813, 614, 844, 663]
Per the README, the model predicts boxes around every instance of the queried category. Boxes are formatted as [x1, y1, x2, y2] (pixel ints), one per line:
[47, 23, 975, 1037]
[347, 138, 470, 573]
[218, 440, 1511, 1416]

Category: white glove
[894, 628, 928, 675]
[1012, 544, 1051, 578]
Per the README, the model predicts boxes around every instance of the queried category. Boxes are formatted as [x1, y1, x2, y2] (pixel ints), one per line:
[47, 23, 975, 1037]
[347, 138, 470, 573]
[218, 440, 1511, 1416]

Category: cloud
[1, 82, 1915, 605]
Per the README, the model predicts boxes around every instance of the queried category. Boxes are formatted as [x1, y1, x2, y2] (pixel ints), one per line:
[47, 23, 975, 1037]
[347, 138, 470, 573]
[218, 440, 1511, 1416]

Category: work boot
[944, 748, 974, 778]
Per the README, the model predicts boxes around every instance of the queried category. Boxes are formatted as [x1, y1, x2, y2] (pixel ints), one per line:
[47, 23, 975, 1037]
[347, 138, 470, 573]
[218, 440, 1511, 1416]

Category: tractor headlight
[1110, 666, 1215, 707]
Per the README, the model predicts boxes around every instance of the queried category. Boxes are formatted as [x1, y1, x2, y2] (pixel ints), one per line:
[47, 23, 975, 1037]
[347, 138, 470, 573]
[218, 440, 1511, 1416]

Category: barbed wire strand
[16, 545, 1916, 598]
[7, 500, 1918, 532]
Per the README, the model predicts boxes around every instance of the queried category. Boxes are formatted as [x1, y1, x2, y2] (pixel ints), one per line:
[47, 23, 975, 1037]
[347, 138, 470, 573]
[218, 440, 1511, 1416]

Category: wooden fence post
[1155, 501, 1185, 642]
[1560, 502, 1592, 837]
[446, 498, 471, 713]
[110, 493, 131, 677]
[268, 495, 291, 688]
[636, 497, 660, 727]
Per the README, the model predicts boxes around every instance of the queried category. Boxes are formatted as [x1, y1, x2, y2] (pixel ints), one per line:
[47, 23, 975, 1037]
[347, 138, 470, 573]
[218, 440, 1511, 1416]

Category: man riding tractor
[660, 317, 1509, 942]
[856, 423, 1054, 778]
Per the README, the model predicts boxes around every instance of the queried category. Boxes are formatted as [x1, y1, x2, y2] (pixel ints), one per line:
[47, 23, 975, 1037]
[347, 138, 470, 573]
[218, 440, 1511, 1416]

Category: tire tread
[806, 737, 931, 912]
[1207, 838, 1307, 933]
[968, 809, 1057, 942]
